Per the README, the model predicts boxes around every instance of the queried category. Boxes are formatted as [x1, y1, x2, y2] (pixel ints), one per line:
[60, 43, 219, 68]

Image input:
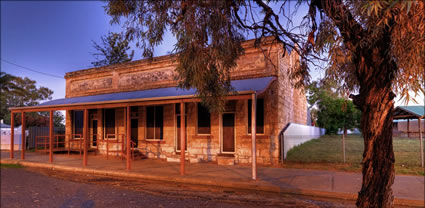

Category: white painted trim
[103, 108, 117, 140]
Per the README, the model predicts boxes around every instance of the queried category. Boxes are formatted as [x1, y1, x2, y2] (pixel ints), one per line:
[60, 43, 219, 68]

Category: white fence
[1, 127, 27, 150]
[279, 123, 325, 160]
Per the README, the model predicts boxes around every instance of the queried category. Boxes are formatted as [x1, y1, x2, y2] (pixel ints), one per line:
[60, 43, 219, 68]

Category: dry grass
[0, 163, 23, 168]
[284, 135, 424, 176]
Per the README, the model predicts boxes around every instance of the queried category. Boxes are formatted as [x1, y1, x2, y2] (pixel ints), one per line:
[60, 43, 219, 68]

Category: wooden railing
[67, 134, 83, 155]
[34, 133, 136, 160]
[103, 134, 136, 160]
[35, 135, 66, 152]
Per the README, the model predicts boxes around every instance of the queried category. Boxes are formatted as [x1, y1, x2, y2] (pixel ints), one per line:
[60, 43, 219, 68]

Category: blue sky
[1, 1, 174, 100]
[1, 1, 423, 106]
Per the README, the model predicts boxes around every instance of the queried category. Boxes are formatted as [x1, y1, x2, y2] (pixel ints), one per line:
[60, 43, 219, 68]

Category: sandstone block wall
[64, 39, 308, 165]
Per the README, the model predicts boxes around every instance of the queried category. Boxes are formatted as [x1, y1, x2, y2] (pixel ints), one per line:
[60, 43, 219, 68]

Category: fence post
[10, 111, 14, 159]
[419, 117, 423, 168]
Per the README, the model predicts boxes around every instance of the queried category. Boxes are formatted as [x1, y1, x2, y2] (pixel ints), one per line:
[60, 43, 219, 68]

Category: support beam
[21, 112, 26, 160]
[419, 117, 423, 168]
[180, 102, 186, 175]
[83, 109, 88, 167]
[10, 112, 14, 159]
[251, 93, 257, 180]
[126, 106, 131, 170]
[10, 94, 253, 113]
[407, 119, 410, 138]
[49, 111, 54, 163]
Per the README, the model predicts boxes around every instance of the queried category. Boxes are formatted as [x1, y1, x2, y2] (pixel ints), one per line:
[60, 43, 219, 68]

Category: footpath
[1, 151, 424, 207]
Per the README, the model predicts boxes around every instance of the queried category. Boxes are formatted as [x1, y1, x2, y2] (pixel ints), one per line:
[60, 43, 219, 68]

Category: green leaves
[106, 0, 244, 112]
[0, 73, 64, 127]
[307, 81, 361, 135]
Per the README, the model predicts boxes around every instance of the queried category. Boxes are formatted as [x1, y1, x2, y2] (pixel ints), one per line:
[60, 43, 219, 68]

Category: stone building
[10, 39, 307, 168]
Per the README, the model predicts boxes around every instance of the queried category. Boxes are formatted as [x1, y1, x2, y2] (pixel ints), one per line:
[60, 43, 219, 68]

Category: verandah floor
[1, 151, 423, 205]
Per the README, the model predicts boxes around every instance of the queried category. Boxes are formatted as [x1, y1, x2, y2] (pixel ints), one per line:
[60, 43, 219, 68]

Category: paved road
[1, 167, 355, 208]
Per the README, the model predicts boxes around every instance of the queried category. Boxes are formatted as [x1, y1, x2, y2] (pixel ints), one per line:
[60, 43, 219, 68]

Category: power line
[1, 59, 64, 79]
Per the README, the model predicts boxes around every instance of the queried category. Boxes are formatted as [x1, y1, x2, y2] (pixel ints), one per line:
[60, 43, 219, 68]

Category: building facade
[62, 40, 307, 165]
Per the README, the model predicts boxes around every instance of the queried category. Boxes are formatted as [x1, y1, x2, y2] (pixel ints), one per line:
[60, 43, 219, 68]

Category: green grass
[0, 163, 23, 168]
[285, 135, 425, 176]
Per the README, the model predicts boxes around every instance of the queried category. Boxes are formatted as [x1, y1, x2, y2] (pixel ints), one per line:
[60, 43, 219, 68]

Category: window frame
[247, 98, 265, 135]
[103, 108, 116, 140]
[145, 105, 164, 140]
[72, 110, 84, 140]
[196, 103, 211, 135]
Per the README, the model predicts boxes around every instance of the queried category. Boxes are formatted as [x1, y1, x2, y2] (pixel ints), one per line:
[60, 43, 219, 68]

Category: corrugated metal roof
[394, 106, 425, 119]
[0, 123, 11, 128]
[36, 76, 275, 107]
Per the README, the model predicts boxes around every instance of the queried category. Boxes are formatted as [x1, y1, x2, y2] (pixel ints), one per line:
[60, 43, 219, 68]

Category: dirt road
[1, 167, 354, 208]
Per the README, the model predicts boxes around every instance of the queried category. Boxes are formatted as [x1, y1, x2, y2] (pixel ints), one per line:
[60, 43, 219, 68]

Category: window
[248, 98, 264, 134]
[104, 109, 115, 138]
[146, 106, 163, 139]
[197, 103, 211, 134]
[73, 110, 84, 138]
[131, 106, 139, 118]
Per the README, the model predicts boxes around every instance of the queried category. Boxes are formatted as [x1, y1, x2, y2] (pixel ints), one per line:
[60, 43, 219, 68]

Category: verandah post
[49, 110, 54, 163]
[21, 112, 25, 160]
[126, 106, 131, 170]
[83, 109, 88, 167]
[180, 101, 186, 175]
[251, 93, 257, 180]
[10, 111, 14, 159]
[407, 119, 410, 138]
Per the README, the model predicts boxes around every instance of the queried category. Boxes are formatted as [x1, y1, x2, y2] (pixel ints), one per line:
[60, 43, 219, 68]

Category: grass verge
[0, 163, 23, 169]
[285, 135, 425, 176]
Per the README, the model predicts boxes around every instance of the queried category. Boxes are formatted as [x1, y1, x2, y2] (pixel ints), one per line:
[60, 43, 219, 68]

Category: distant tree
[91, 32, 134, 67]
[106, 1, 424, 206]
[316, 95, 361, 135]
[0, 73, 64, 127]
[307, 81, 360, 135]
[0, 72, 24, 94]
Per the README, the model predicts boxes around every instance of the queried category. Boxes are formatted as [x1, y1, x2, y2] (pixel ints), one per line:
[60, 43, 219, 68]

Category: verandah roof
[393, 106, 425, 119]
[10, 76, 275, 111]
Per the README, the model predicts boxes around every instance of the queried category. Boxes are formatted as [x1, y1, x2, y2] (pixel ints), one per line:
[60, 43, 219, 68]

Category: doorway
[91, 120, 97, 147]
[222, 113, 235, 153]
[131, 119, 138, 147]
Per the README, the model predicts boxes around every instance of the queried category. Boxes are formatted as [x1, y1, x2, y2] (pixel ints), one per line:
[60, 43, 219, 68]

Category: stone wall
[64, 39, 278, 98]
[64, 39, 308, 165]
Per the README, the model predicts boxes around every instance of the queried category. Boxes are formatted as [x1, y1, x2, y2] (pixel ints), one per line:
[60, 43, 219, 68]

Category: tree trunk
[352, 60, 396, 208]
[315, 1, 398, 206]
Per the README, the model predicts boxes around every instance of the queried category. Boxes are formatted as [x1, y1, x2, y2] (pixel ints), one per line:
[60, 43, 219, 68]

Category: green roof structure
[393, 106, 425, 119]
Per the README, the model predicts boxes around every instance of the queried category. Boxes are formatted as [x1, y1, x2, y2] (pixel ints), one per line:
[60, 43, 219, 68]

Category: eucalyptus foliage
[92, 32, 134, 67]
[105, 1, 424, 206]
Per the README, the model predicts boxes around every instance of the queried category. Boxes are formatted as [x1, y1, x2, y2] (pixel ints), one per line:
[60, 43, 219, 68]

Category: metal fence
[27, 126, 65, 150]
[279, 123, 325, 161]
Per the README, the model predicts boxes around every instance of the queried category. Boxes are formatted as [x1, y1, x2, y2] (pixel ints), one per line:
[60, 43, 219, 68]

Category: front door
[131, 119, 138, 147]
[222, 113, 235, 153]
